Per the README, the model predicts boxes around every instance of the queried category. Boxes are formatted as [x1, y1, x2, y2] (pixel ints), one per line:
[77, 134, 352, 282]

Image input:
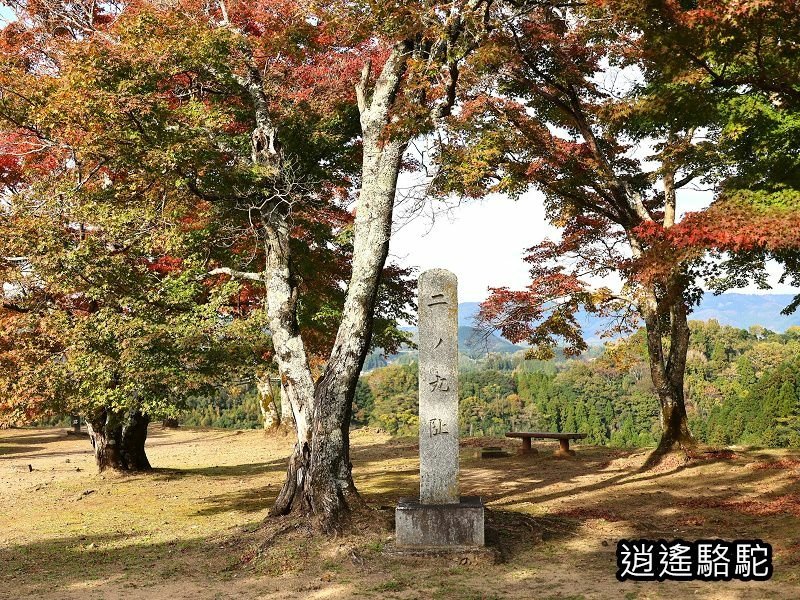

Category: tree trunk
[269, 46, 411, 531]
[262, 218, 316, 517]
[120, 410, 151, 471]
[87, 410, 126, 472]
[641, 285, 697, 458]
[302, 136, 408, 528]
[256, 375, 281, 430]
[656, 390, 694, 453]
[279, 380, 293, 427]
[86, 409, 151, 472]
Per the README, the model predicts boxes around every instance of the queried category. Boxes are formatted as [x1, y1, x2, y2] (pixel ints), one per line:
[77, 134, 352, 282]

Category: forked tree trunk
[269, 46, 411, 531]
[641, 285, 697, 458]
[657, 391, 694, 452]
[87, 409, 151, 472]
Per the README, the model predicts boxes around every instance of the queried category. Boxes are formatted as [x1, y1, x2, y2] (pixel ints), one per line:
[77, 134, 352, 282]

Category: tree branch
[208, 267, 265, 282]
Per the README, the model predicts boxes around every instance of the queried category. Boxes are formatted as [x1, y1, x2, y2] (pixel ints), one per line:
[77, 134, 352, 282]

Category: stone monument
[395, 269, 485, 548]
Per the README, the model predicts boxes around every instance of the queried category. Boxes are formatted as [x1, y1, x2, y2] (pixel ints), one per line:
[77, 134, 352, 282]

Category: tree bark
[87, 409, 126, 472]
[86, 409, 151, 472]
[120, 410, 152, 471]
[256, 375, 281, 430]
[640, 282, 697, 457]
[303, 134, 408, 529]
[262, 219, 315, 517]
[223, 43, 317, 517]
[279, 380, 293, 427]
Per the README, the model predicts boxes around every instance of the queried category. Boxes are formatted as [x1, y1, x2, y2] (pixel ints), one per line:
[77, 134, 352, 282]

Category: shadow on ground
[4, 428, 800, 598]
[151, 457, 289, 480]
[0, 530, 251, 598]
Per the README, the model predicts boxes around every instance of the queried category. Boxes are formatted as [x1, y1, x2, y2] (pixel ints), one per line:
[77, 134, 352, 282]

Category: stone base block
[395, 496, 485, 548]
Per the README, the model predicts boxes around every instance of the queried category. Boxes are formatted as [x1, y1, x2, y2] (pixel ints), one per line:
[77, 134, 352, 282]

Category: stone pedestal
[394, 269, 485, 549]
[395, 496, 485, 547]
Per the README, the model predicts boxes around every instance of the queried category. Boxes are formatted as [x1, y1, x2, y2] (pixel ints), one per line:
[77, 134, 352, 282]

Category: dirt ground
[1, 426, 799, 600]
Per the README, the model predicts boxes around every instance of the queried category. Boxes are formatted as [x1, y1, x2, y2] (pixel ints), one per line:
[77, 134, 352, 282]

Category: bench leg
[555, 438, 576, 458]
[518, 438, 538, 456]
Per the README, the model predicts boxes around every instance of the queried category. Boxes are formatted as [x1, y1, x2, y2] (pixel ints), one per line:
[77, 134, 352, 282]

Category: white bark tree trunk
[280, 380, 294, 427]
[270, 44, 412, 528]
[256, 375, 280, 430]
[262, 220, 316, 514]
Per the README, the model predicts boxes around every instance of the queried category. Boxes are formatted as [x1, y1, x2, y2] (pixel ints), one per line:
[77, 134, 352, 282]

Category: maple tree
[0, 137, 240, 471]
[0, 10, 249, 467]
[602, 0, 800, 306]
[437, 1, 799, 458]
[0, 0, 414, 477]
[5, 0, 792, 535]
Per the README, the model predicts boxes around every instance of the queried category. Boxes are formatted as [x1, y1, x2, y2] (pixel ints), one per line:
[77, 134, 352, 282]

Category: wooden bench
[505, 432, 587, 457]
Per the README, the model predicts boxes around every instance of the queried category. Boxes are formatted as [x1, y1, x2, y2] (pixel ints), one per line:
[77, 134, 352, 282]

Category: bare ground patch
[2, 427, 799, 599]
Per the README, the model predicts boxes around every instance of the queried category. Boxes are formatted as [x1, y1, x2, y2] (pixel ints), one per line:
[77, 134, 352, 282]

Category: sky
[388, 182, 797, 302]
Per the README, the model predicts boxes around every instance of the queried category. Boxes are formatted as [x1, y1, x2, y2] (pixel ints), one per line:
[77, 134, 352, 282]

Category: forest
[163, 318, 800, 451]
[359, 320, 800, 448]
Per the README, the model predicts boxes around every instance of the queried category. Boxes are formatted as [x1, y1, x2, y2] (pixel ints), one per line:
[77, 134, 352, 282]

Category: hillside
[457, 293, 800, 345]
[357, 320, 800, 447]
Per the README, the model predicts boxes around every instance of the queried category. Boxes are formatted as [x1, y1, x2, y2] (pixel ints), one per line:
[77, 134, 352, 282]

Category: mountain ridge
[454, 293, 800, 344]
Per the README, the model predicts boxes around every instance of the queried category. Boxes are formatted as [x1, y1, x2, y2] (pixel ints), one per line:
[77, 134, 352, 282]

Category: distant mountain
[397, 324, 522, 359]
[457, 293, 800, 345]
[381, 294, 799, 365]
[688, 294, 799, 331]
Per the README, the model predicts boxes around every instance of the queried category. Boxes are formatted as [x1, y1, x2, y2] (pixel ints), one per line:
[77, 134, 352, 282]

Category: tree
[0, 1, 412, 472]
[601, 0, 800, 311]
[436, 4, 704, 455]
[256, 1, 496, 529]
[1, 0, 496, 529]
[0, 205, 238, 470]
[437, 2, 800, 458]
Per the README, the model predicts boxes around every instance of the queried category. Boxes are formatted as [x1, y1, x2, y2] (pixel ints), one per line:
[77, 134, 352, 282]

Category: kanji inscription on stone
[418, 269, 459, 504]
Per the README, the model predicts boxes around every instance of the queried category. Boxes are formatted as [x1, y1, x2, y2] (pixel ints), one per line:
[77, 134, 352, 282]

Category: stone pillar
[395, 269, 485, 549]
[418, 269, 459, 504]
